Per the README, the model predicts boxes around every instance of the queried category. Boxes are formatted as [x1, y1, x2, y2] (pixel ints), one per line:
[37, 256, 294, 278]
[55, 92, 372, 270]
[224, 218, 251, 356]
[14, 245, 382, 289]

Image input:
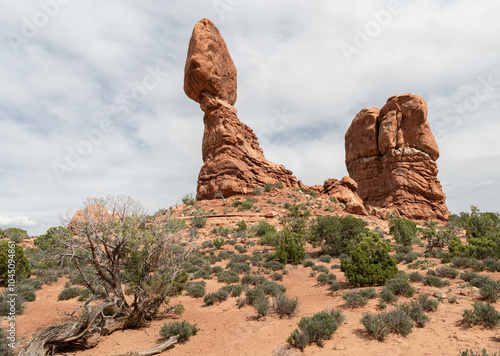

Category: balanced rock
[184, 19, 302, 200]
[323, 176, 367, 215]
[345, 94, 449, 220]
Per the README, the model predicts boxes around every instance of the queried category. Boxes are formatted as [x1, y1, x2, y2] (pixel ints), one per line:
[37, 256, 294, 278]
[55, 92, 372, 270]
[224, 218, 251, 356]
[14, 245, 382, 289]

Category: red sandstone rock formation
[322, 176, 367, 215]
[184, 18, 302, 200]
[345, 94, 449, 220]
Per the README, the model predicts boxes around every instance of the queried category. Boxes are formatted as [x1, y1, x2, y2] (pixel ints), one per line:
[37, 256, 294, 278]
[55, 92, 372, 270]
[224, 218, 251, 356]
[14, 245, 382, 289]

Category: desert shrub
[309, 215, 368, 256]
[328, 281, 342, 292]
[384, 276, 415, 297]
[230, 284, 245, 297]
[417, 294, 439, 312]
[254, 221, 277, 236]
[394, 245, 413, 254]
[213, 237, 225, 249]
[218, 251, 232, 260]
[182, 193, 196, 206]
[398, 301, 429, 327]
[408, 271, 424, 283]
[259, 230, 279, 247]
[0, 327, 14, 356]
[254, 295, 271, 317]
[216, 270, 240, 284]
[380, 287, 397, 304]
[19, 290, 36, 302]
[191, 216, 206, 228]
[462, 302, 500, 328]
[263, 261, 285, 271]
[273, 294, 299, 318]
[342, 288, 377, 308]
[341, 232, 398, 287]
[480, 283, 499, 302]
[276, 227, 305, 265]
[272, 344, 298, 356]
[1, 227, 29, 243]
[244, 288, 266, 305]
[0, 291, 24, 316]
[58, 287, 83, 301]
[459, 349, 499, 356]
[380, 309, 414, 336]
[483, 259, 500, 272]
[241, 274, 266, 286]
[260, 281, 286, 296]
[316, 273, 336, 286]
[303, 260, 315, 268]
[424, 275, 450, 288]
[312, 265, 329, 274]
[185, 281, 206, 298]
[201, 240, 214, 249]
[0, 240, 32, 283]
[227, 262, 251, 274]
[230, 254, 250, 263]
[19, 277, 43, 290]
[452, 256, 484, 270]
[211, 225, 231, 237]
[234, 244, 247, 254]
[271, 272, 283, 281]
[160, 320, 199, 343]
[203, 289, 229, 305]
[389, 218, 417, 246]
[360, 312, 390, 341]
[210, 266, 223, 275]
[288, 309, 345, 350]
[318, 255, 332, 263]
[436, 265, 459, 279]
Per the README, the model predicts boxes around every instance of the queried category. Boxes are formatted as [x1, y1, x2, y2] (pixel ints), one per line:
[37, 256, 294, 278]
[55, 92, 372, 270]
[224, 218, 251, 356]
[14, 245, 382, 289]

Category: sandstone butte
[345, 94, 450, 221]
[184, 18, 448, 221]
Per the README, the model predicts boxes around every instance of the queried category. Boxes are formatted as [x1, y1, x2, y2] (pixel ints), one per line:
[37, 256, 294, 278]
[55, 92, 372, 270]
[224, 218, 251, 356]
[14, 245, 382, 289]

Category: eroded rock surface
[184, 18, 302, 200]
[345, 94, 449, 220]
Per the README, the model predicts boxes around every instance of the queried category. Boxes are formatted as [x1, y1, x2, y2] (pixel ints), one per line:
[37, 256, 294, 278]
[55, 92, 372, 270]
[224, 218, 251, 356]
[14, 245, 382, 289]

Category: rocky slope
[345, 94, 449, 220]
[184, 18, 303, 200]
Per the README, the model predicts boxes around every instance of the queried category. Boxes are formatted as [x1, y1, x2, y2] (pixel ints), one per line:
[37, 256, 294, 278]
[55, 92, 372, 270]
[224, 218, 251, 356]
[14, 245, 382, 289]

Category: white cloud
[0, 216, 37, 228]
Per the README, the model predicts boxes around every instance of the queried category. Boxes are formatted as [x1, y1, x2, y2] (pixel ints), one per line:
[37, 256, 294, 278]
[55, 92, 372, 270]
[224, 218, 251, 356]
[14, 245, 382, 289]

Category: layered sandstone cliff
[184, 18, 302, 200]
[345, 94, 449, 220]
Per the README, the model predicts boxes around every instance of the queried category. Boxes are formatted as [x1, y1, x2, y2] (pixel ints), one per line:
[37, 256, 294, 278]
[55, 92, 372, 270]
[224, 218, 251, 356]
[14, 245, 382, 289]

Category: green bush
[58, 287, 83, 301]
[185, 281, 206, 298]
[424, 275, 450, 288]
[273, 294, 299, 318]
[34, 226, 72, 252]
[288, 309, 345, 350]
[276, 227, 305, 265]
[159, 320, 199, 343]
[379, 287, 397, 304]
[254, 221, 277, 236]
[254, 295, 271, 317]
[302, 260, 315, 268]
[0, 291, 24, 316]
[227, 262, 251, 274]
[389, 218, 417, 246]
[380, 309, 414, 336]
[459, 349, 499, 356]
[318, 255, 332, 263]
[0, 327, 14, 356]
[262, 261, 284, 271]
[341, 232, 398, 287]
[191, 216, 207, 228]
[271, 272, 283, 281]
[241, 274, 266, 286]
[408, 271, 424, 283]
[316, 273, 336, 286]
[398, 301, 429, 327]
[309, 215, 368, 256]
[1, 227, 29, 243]
[361, 312, 390, 341]
[385, 277, 416, 297]
[342, 288, 377, 308]
[213, 237, 225, 249]
[216, 270, 240, 284]
[462, 302, 500, 328]
[480, 283, 499, 302]
[0, 241, 32, 284]
[203, 289, 229, 305]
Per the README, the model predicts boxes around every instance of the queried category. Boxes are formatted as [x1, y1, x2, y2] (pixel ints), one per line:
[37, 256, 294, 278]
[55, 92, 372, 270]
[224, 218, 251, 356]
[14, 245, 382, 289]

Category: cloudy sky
[1, 0, 499, 236]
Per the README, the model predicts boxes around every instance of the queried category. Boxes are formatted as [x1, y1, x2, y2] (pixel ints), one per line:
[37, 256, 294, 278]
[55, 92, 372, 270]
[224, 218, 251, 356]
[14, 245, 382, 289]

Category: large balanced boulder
[345, 94, 449, 220]
[184, 18, 302, 200]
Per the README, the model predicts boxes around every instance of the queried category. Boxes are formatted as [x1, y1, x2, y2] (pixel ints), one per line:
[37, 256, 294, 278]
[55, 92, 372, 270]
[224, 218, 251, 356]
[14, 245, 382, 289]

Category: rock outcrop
[184, 18, 302, 200]
[323, 176, 367, 215]
[345, 94, 449, 220]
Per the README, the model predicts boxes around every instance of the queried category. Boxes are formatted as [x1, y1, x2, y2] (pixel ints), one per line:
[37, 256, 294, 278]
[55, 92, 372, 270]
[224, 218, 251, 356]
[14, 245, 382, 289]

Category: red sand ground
[5, 190, 500, 355]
